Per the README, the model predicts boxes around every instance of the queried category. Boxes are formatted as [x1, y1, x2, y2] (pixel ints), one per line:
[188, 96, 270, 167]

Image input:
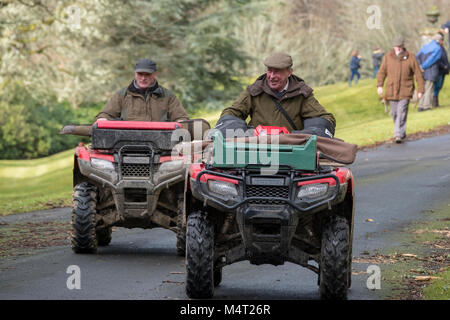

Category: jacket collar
[127, 80, 163, 97]
[390, 48, 409, 60]
[247, 74, 313, 100]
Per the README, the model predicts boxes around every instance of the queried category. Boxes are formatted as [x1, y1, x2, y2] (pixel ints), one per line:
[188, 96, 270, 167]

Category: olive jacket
[220, 74, 336, 131]
[95, 81, 189, 122]
[377, 49, 425, 101]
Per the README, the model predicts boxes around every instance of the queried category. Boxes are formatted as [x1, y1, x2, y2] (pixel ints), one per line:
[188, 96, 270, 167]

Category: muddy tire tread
[185, 211, 214, 299]
[319, 215, 350, 300]
[71, 182, 98, 254]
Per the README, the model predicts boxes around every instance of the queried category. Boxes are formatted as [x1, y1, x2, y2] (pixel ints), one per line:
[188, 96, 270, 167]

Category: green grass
[373, 202, 450, 300]
[424, 269, 450, 300]
[1, 78, 449, 215]
[0, 150, 74, 215]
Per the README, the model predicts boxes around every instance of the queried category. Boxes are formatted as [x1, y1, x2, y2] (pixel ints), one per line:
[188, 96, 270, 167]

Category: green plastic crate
[211, 131, 317, 170]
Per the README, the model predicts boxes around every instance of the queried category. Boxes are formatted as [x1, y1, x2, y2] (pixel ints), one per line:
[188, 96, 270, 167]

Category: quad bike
[60, 119, 209, 255]
[184, 126, 355, 300]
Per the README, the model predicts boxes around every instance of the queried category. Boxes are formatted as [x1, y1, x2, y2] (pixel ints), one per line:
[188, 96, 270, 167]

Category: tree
[239, 0, 450, 85]
[0, 0, 261, 110]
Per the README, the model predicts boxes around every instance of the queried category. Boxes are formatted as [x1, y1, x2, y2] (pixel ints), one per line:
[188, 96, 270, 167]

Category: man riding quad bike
[60, 119, 209, 255]
[183, 122, 357, 300]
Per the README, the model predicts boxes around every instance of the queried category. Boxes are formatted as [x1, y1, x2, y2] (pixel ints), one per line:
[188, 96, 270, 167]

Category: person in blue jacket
[433, 35, 449, 107]
[416, 34, 442, 111]
[348, 50, 361, 87]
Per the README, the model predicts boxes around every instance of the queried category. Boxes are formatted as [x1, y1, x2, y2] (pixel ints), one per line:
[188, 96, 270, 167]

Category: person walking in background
[377, 35, 424, 144]
[372, 47, 384, 78]
[433, 34, 449, 108]
[416, 33, 442, 111]
[348, 50, 361, 86]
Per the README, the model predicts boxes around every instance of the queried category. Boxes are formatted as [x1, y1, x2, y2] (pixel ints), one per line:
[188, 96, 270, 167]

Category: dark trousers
[434, 74, 445, 97]
[349, 69, 360, 86]
[372, 66, 380, 79]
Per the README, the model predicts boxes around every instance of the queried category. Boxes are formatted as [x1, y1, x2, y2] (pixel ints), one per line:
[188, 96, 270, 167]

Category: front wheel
[319, 215, 350, 300]
[71, 183, 98, 254]
[185, 211, 214, 299]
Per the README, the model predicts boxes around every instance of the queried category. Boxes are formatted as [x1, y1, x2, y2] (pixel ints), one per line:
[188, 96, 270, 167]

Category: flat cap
[392, 35, 405, 47]
[264, 52, 293, 69]
[134, 58, 157, 73]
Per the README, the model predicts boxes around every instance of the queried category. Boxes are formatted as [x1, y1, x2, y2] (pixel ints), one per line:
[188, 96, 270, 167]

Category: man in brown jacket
[377, 36, 425, 143]
[96, 58, 189, 122]
[218, 52, 336, 138]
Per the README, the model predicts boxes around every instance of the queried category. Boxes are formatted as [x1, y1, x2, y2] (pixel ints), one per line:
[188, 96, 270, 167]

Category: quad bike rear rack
[210, 131, 318, 171]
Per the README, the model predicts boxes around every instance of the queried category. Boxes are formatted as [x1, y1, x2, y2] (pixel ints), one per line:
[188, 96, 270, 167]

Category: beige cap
[264, 52, 293, 69]
[392, 35, 405, 47]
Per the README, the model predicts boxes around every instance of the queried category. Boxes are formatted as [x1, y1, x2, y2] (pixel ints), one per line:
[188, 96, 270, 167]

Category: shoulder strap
[117, 87, 128, 98]
[270, 96, 298, 131]
[117, 88, 128, 120]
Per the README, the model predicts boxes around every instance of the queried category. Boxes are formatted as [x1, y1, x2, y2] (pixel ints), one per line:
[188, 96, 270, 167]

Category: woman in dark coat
[349, 50, 361, 86]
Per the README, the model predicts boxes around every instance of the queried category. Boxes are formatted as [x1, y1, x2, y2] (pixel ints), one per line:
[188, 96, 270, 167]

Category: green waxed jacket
[220, 74, 335, 131]
[96, 81, 189, 122]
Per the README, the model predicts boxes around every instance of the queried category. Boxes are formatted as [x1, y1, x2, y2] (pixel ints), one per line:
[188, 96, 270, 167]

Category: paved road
[1, 134, 449, 300]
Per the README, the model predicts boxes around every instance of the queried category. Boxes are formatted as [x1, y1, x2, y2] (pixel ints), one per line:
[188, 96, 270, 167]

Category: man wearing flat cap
[377, 35, 424, 143]
[217, 52, 336, 138]
[96, 58, 189, 122]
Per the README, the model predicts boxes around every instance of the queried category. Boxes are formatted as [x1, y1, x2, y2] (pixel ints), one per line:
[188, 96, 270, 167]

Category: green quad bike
[184, 125, 356, 300]
[60, 119, 209, 255]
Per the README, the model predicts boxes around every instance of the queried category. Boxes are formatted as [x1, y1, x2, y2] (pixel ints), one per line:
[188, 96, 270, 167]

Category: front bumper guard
[78, 158, 185, 218]
[193, 169, 341, 213]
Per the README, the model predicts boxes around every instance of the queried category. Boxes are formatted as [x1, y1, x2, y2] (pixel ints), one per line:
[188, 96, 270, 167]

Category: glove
[212, 114, 250, 139]
[292, 117, 335, 139]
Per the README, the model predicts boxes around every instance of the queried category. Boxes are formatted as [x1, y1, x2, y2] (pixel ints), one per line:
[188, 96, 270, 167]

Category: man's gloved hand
[292, 117, 335, 139]
[212, 114, 250, 139]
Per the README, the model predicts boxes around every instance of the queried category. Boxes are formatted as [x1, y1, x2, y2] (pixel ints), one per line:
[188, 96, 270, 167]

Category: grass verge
[353, 202, 450, 300]
[0, 149, 73, 215]
[0, 220, 71, 259]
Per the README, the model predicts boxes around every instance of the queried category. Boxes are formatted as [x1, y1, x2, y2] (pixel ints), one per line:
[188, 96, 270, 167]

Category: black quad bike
[61, 119, 209, 255]
[184, 126, 355, 299]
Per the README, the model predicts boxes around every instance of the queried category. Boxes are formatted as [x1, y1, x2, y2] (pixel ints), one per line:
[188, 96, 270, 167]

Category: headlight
[159, 159, 185, 172]
[207, 180, 238, 197]
[297, 183, 328, 200]
[91, 158, 115, 171]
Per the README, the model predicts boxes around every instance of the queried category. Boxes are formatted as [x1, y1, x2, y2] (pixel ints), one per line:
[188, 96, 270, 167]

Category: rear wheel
[185, 211, 214, 299]
[176, 213, 186, 257]
[214, 267, 223, 287]
[71, 183, 98, 254]
[319, 215, 350, 300]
